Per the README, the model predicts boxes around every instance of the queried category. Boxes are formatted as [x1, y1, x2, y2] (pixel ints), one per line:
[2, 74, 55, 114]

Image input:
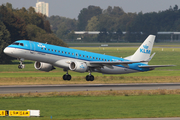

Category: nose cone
[4, 47, 13, 55]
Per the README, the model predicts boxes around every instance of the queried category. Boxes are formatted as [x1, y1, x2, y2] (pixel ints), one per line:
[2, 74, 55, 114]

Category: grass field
[1, 94, 180, 119]
[0, 46, 180, 119]
[0, 71, 180, 85]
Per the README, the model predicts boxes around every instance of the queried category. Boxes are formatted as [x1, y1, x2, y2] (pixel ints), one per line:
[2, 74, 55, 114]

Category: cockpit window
[12, 42, 24, 46]
[20, 43, 24, 46]
[12, 42, 19, 45]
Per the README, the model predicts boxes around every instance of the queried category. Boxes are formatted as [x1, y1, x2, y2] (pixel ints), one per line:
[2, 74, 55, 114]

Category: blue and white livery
[3, 35, 173, 81]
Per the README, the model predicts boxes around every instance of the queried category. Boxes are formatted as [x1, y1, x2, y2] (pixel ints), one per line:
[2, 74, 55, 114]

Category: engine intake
[34, 61, 55, 72]
[69, 61, 88, 73]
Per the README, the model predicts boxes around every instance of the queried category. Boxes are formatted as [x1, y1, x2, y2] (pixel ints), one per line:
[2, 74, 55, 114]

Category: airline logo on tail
[140, 44, 151, 54]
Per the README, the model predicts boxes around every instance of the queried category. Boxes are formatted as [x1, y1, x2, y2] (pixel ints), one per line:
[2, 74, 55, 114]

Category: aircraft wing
[86, 61, 143, 69]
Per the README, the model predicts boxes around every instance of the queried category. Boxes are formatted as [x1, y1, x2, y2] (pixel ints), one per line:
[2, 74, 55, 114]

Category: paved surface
[0, 83, 180, 94]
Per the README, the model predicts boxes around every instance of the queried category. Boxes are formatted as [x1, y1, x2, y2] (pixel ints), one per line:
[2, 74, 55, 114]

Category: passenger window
[62, 51, 64, 53]
[45, 48, 47, 50]
[83, 55, 85, 57]
[72, 53, 74, 55]
[58, 51, 60, 53]
[41, 48, 43, 50]
[55, 50, 57, 52]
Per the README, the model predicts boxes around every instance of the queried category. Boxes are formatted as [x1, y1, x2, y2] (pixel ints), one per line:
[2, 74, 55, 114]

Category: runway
[0, 83, 180, 94]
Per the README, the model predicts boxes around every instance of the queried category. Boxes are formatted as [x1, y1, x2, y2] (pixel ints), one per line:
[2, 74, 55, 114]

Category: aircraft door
[29, 41, 36, 54]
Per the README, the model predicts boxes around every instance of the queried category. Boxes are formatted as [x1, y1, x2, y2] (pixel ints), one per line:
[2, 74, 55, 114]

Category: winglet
[146, 52, 156, 62]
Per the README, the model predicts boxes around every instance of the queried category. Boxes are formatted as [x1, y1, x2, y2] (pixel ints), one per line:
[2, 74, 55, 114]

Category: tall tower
[34, 1, 49, 17]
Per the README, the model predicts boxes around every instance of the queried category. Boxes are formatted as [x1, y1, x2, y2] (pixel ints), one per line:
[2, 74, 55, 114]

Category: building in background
[34, 0, 49, 17]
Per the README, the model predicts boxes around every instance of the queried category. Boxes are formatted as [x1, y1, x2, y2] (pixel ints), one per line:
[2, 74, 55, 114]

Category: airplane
[3, 35, 174, 81]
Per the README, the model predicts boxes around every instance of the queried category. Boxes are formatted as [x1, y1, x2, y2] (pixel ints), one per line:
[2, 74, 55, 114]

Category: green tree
[0, 3, 67, 63]
[33, 33, 68, 47]
[97, 28, 110, 42]
[26, 24, 46, 39]
[0, 4, 27, 42]
[78, 5, 102, 30]
[86, 16, 99, 31]
[0, 21, 11, 63]
[55, 17, 77, 39]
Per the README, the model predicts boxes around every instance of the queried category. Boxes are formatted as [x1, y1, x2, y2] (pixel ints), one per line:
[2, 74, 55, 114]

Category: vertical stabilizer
[125, 35, 155, 63]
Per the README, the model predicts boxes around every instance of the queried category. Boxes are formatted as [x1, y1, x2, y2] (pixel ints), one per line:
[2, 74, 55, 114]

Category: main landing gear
[62, 70, 94, 81]
[18, 58, 25, 69]
[86, 74, 94, 81]
[63, 71, 71, 81]
[86, 70, 94, 81]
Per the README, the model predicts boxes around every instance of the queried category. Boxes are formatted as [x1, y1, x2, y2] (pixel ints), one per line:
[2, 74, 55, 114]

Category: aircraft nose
[3, 47, 13, 55]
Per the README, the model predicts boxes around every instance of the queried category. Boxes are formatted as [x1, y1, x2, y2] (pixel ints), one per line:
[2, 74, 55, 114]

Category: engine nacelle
[34, 61, 55, 72]
[69, 61, 88, 73]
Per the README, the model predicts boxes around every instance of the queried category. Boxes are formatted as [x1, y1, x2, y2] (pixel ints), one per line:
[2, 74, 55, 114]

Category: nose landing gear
[18, 58, 25, 69]
[86, 70, 94, 81]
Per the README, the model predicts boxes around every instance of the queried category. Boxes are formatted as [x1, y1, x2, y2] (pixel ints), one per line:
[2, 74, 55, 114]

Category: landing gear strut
[86, 70, 94, 81]
[63, 70, 71, 81]
[18, 58, 25, 69]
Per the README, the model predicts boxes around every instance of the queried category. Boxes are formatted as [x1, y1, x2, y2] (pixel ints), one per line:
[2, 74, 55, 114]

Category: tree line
[48, 5, 180, 42]
[0, 3, 67, 64]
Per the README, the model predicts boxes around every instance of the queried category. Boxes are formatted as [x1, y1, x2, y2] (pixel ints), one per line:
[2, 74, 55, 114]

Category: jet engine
[69, 61, 88, 73]
[34, 61, 55, 72]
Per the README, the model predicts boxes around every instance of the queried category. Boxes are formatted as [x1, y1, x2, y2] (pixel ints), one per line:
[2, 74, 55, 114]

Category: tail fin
[124, 35, 155, 63]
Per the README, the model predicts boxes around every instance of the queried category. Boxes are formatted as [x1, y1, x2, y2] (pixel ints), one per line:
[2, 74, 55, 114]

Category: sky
[0, 0, 180, 19]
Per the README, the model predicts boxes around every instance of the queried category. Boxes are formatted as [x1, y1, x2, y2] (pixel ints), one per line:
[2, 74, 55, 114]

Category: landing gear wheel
[63, 74, 71, 81]
[67, 75, 71, 81]
[18, 64, 25, 69]
[90, 75, 94, 81]
[86, 75, 90, 81]
[86, 75, 94, 81]
[63, 74, 67, 80]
